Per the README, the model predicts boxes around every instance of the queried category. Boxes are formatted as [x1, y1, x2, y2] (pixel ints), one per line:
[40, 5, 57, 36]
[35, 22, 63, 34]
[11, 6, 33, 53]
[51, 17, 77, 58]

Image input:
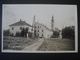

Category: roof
[9, 20, 32, 27]
[35, 22, 52, 31]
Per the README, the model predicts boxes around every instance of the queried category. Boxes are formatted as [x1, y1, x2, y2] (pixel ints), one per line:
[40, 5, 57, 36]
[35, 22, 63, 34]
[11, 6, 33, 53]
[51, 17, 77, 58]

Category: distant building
[55, 27, 60, 32]
[9, 19, 32, 36]
[59, 30, 62, 38]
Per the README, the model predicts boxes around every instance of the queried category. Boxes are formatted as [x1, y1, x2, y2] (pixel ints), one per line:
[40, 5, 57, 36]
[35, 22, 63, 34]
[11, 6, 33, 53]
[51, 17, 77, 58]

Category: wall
[9, 25, 32, 36]
[34, 22, 53, 38]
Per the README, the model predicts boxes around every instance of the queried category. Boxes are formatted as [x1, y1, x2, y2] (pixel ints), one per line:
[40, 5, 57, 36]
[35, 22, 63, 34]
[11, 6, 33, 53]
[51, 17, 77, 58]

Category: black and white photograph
[2, 4, 78, 53]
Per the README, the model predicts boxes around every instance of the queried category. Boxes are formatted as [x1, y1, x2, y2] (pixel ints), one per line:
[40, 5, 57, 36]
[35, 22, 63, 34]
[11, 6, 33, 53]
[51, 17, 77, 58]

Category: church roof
[9, 19, 32, 27]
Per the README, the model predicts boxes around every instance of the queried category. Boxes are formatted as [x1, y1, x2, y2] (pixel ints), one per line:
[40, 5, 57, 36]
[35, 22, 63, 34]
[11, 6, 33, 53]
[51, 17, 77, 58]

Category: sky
[2, 4, 77, 30]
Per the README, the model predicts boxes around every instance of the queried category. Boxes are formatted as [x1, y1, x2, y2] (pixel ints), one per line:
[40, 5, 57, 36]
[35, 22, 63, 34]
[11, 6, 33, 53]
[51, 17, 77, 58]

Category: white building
[33, 15, 55, 38]
[9, 19, 32, 36]
[34, 22, 53, 38]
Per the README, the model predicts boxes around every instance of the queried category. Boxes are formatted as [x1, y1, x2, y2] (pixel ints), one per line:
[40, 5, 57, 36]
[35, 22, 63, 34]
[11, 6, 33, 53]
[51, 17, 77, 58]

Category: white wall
[34, 22, 53, 38]
[44, 29, 53, 38]
[10, 25, 32, 36]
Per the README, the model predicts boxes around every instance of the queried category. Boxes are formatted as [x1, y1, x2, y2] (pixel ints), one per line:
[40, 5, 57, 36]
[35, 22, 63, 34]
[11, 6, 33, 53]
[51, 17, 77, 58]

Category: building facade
[9, 19, 32, 36]
[33, 15, 55, 38]
[34, 22, 53, 38]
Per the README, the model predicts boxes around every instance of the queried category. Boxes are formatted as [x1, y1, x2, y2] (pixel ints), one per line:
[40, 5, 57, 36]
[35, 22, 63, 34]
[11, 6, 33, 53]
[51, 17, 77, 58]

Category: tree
[24, 28, 28, 37]
[21, 28, 25, 37]
[51, 31, 60, 38]
[3, 29, 10, 36]
[21, 28, 28, 37]
[28, 32, 32, 38]
[62, 26, 75, 40]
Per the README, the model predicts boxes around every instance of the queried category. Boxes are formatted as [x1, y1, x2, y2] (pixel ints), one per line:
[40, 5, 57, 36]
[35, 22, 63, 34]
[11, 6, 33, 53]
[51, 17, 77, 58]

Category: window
[42, 30, 43, 32]
[20, 27, 22, 30]
[38, 30, 39, 32]
[34, 30, 36, 32]
[38, 26, 39, 28]
[12, 27, 14, 30]
[42, 34, 43, 36]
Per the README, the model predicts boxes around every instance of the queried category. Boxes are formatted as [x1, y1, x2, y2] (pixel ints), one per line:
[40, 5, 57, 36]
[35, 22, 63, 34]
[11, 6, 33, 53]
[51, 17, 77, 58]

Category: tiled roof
[9, 20, 32, 27]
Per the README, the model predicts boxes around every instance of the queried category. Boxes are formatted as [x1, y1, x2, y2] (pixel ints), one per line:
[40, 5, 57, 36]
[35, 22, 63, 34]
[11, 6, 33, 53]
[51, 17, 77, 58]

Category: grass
[3, 36, 75, 51]
[3, 36, 38, 50]
[37, 38, 75, 51]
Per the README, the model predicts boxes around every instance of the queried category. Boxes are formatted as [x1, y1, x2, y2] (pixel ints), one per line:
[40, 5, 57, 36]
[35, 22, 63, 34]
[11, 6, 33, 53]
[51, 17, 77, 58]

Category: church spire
[51, 15, 54, 31]
[52, 15, 54, 22]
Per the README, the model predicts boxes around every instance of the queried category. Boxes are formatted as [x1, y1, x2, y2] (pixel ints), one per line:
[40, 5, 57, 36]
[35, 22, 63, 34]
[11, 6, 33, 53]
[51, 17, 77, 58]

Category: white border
[1, 4, 78, 53]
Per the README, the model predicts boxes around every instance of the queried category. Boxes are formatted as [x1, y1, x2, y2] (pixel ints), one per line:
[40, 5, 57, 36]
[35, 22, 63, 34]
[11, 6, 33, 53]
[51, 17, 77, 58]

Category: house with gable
[9, 19, 32, 36]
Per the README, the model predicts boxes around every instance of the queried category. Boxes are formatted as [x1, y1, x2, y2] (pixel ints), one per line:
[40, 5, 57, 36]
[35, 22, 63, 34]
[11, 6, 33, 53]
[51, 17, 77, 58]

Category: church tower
[51, 15, 54, 31]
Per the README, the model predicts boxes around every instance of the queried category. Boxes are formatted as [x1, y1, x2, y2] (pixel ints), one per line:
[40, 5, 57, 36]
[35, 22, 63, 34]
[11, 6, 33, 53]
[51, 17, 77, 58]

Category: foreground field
[3, 36, 75, 51]
[3, 36, 38, 50]
[37, 38, 75, 51]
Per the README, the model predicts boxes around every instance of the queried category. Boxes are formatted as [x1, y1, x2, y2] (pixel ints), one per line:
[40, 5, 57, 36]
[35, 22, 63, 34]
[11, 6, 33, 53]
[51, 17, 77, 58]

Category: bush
[16, 32, 21, 37]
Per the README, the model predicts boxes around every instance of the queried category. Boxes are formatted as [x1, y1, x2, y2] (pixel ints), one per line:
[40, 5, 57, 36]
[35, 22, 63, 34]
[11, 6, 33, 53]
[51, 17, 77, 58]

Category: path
[22, 38, 44, 51]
